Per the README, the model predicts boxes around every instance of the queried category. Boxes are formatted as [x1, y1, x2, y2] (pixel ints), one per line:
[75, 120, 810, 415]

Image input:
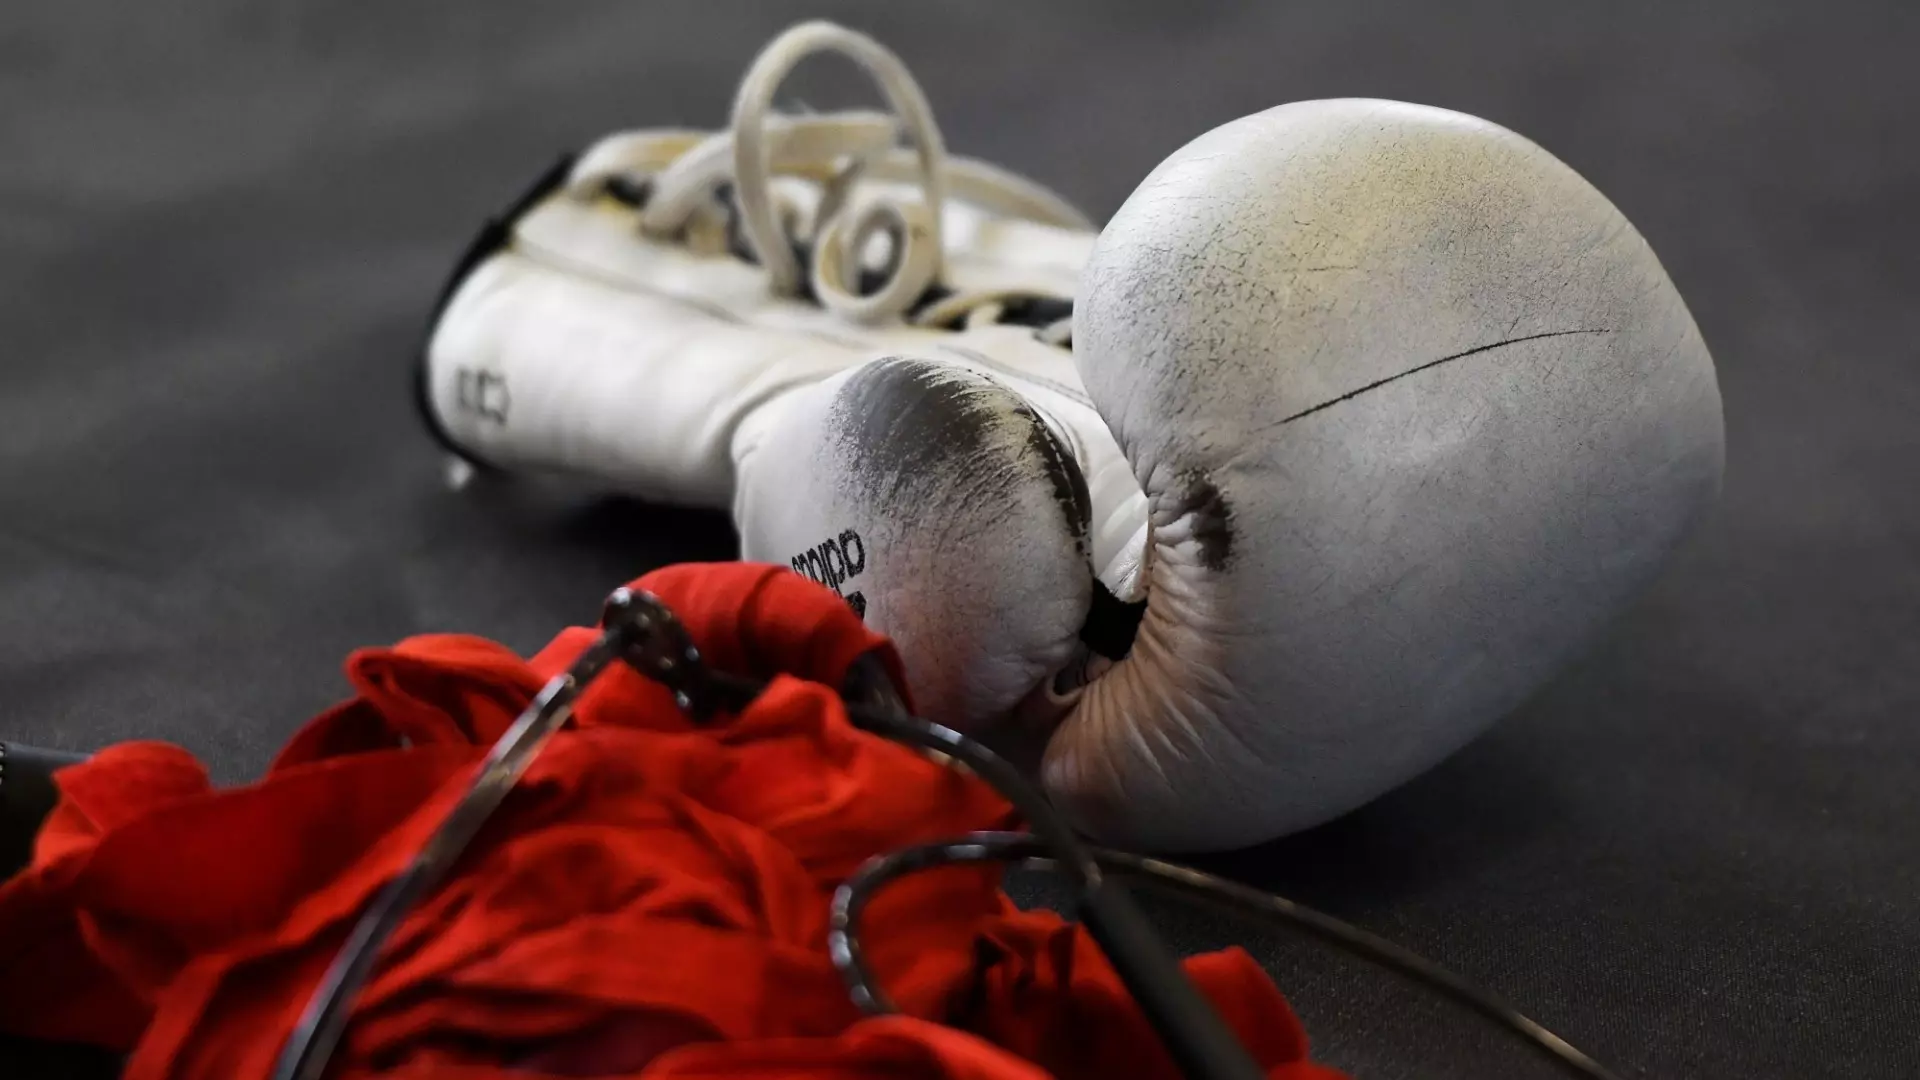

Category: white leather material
[736, 357, 1097, 729]
[427, 247, 861, 507]
[425, 158, 1133, 517]
[1057, 99, 1726, 851]
[427, 92, 1723, 853]
[423, 132, 1147, 734]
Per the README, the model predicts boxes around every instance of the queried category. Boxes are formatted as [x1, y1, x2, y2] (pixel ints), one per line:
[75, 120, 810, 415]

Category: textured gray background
[2, 2, 1917, 1078]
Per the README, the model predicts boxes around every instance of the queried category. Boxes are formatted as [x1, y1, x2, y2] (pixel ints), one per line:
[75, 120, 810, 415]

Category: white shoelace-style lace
[562, 20, 1091, 333]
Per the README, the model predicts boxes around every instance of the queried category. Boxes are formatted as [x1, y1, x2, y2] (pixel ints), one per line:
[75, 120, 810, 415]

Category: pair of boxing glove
[418, 22, 1725, 852]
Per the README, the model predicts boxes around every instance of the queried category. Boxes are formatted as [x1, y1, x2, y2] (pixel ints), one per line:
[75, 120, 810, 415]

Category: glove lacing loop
[567, 21, 1088, 336]
[730, 20, 946, 325]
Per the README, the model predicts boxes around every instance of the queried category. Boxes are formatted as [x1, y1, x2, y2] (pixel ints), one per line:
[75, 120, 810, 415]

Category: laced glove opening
[559, 20, 1091, 331]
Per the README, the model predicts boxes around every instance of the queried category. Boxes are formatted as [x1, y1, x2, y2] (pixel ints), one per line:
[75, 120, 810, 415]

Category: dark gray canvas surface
[2, 3, 1916, 1077]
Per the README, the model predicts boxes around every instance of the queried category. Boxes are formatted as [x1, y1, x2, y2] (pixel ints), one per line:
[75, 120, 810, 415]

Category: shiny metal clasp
[601, 587, 721, 719]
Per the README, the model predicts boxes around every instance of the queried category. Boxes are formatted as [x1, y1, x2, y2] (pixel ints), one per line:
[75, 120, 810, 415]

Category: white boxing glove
[421, 23, 1151, 741]
[422, 22, 1725, 852]
[1055, 99, 1725, 849]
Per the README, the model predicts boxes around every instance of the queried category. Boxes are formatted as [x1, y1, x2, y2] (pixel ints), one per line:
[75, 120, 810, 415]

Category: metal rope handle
[269, 589, 699, 1080]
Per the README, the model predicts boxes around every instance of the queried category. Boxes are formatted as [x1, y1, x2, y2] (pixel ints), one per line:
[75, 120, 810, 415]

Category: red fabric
[0, 561, 1343, 1080]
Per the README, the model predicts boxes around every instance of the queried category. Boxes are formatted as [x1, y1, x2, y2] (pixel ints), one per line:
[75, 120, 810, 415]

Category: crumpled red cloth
[0, 562, 1344, 1080]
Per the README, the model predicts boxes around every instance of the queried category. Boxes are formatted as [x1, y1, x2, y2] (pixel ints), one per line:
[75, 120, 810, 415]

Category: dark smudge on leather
[832, 357, 1092, 558]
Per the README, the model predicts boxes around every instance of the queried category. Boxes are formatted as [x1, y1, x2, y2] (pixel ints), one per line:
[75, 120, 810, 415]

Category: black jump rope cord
[213, 586, 1612, 1080]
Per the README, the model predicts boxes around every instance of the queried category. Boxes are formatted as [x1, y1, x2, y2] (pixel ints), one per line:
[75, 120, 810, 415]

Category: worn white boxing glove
[422, 22, 1725, 851]
[420, 23, 1151, 737]
[1051, 99, 1725, 849]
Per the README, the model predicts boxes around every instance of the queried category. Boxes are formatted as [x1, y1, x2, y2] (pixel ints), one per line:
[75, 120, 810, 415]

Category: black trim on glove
[1081, 577, 1148, 660]
[412, 151, 582, 470]
[0, 741, 89, 881]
